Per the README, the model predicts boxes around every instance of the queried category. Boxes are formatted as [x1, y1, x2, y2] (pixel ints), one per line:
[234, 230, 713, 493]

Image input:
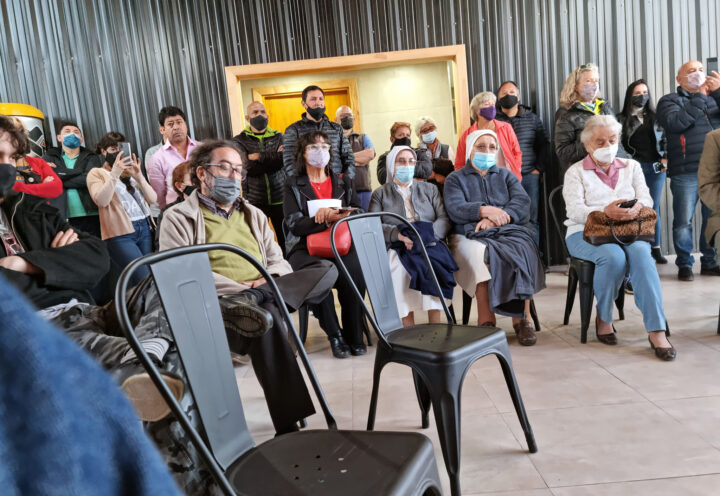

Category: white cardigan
[562, 158, 653, 237]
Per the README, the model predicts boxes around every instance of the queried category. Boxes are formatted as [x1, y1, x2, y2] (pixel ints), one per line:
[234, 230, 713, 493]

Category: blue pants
[639, 161, 666, 247]
[521, 172, 540, 246]
[566, 232, 666, 331]
[105, 218, 153, 287]
[357, 191, 371, 212]
[669, 172, 717, 269]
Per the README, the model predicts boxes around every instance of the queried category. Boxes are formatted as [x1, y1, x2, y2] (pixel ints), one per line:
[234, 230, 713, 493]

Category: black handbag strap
[609, 218, 642, 246]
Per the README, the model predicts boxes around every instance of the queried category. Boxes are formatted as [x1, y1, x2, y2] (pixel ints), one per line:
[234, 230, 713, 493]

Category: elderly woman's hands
[397, 232, 414, 250]
[604, 199, 643, 221]
[479, 205, 511, 226]
[474, 218, 497, 231]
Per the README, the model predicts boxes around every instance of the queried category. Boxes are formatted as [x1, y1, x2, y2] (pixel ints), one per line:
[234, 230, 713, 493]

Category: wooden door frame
[225, 44, 469, 137]
[252, 78, 361, 131]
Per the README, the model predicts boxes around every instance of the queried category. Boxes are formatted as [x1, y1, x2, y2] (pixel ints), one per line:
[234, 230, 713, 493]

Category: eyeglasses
[204, 162, 243, 176]
[396, 158, 417, 165]
[306, 144, 330, 152]
[580, 63, 593, 69]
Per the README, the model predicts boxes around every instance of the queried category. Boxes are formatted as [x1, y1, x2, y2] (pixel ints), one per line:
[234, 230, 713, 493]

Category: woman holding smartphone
[618, 79, 668, 264]
[283, 131, 367, 359]
[87, 132, 156, 286]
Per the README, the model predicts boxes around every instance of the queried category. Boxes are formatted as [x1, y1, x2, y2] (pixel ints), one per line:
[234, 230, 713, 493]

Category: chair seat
[227, 430, 438, 495]
[386, 323, 507, 363]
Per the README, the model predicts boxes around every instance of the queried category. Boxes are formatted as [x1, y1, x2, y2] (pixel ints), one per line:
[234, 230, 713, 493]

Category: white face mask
[687, 71, 706, 90]
[592, 143, 619, 164]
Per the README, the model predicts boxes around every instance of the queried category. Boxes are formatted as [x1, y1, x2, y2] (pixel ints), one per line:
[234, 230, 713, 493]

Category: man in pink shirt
[147, 106, 199, 208]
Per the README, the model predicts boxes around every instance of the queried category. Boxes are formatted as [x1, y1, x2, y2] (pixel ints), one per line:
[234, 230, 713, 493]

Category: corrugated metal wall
[2, 0, 719, 259]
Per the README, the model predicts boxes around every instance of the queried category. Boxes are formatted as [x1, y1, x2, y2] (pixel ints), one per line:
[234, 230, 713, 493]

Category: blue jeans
[521, 172, 540, 246]
[357, 191, 371, 212]
[566, 232, 666, 331]
[669, 172, 717, 269]
[106, 218, 153, 287]
[639, 161, 666, 247]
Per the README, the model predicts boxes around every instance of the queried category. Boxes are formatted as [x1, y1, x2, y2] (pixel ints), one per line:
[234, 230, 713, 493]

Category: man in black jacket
[233, 101, 287, 252]
[282, 85, 355, 180]
[43, 121, 102, 237]
[657, 60, 720, 280]
[496, 81, 550, 246]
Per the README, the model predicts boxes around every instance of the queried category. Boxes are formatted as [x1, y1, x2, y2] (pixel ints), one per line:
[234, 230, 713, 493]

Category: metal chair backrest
[548, 185, 570, 259]
[330, 213, 454, 346]
[115, 244, 337, 494]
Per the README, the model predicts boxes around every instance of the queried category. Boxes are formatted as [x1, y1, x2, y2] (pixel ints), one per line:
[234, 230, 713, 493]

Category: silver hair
[580, 114, 622, 144]
[414, 116, 436, 136]
[469, 91, 497, 118]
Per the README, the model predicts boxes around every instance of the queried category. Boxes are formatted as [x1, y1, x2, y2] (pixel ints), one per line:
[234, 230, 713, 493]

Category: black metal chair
[717, 302, 720, 335]
[548, 185, 626, 343]
[330, 213, 537, 496]
[461, 291, 541, 330]
[115, 244, 442, 496]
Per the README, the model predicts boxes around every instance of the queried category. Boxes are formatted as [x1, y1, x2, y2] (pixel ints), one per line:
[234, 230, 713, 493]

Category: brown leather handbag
[583, 207, 657, 245]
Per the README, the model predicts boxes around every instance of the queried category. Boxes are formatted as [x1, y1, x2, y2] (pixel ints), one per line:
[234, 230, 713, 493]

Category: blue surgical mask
[472, 152, 496, 171]
[62, 133, 82, 149]
[394, 166, 415, 184]
[421, 130, 437, 144]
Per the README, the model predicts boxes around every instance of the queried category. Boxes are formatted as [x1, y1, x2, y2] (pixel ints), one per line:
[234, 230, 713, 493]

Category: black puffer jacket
[0, 191, 109, 308]
[283, 171, 361, 256]
[496, 105, 550, 174]
[376, 147, 432, 184]
[554, 100, 627, 173]
[232, 128, 285, 207]
[282, 113, 355, 179]
[656, 87, 720, 176]
[43, 146, 102, 218]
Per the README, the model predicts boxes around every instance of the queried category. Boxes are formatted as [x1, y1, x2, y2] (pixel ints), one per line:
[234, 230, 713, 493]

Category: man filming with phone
[657, 60, 720, 280]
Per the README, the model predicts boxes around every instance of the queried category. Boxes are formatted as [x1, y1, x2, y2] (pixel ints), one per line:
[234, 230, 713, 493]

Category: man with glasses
[282, 85, 355, 180]
[147, 106, 199, 208]
[159, 139, 339, 436]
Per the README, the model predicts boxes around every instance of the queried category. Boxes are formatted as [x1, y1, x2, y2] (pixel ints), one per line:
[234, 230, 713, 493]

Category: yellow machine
[0, 103, 46, 157]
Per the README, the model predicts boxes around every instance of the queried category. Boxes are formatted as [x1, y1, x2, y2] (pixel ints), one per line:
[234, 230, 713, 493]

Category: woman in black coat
[283, 131, 367, 358]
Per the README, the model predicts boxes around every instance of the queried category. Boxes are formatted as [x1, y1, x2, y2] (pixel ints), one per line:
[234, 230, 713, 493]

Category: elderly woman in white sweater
[563, 114, 674, 361]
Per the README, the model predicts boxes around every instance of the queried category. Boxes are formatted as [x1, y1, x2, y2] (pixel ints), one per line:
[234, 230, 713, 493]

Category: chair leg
[425, 367, 465, 496]
[363, 317, 373, 346]
[462, 291, 472, 325]
[616, 286, 625, 321]
[578, 279, 594, 344]
[717, 303, 720, 335]
[494, 340, 537, 453]
[448, 303, 457, 324]
[298, 305, 309, 344]
[529, 299, 540, 332]
[564, 269, 578, 325]
[366, 346, 389, 431]
[665, 320, 670, 337]
[412, 369, 432, 429]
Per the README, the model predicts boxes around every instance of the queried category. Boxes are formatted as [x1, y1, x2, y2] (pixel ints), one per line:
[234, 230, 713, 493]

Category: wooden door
[262, 88, 350, 133]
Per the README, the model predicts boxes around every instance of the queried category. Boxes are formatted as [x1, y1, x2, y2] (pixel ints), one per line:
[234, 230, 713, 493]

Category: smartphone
[707, 57, 718, 75]
[118, 141, 132, 159]
[332, 207, 357, 213]
[653, 161, 664, 174]
[617, 199, 637, 209]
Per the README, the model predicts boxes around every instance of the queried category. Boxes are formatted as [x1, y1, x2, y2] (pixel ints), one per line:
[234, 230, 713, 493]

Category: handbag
[583, 207, 656, 246]
[307, 222, 352, 258]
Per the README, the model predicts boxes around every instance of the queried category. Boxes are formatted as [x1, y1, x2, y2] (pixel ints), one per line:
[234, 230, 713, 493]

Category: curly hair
[0, 114, 30, 159]
[188, 139, 244, 188]
[293, 131, 332, 176]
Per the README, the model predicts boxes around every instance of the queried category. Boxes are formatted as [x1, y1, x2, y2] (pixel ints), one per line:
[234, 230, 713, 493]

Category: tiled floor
[236, 257, 720, 495]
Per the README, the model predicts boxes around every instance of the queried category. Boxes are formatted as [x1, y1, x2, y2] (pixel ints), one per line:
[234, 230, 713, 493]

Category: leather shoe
[219, 292, 273, 338]
[595, 317, 617, 345]
[328, 336, 350, 359]
[512, 319, 537, 346]
[700, 266, 720, 276]
[651, 247, 668, 264]
[648, 336, 676, 361]
[114, 360, 185, 422]
[350, 343, 367, 356]
[678, 266, 694, 281]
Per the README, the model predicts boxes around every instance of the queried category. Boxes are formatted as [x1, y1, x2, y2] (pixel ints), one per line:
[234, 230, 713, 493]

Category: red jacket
[12, 156, 63, 199]
[454, 120, 523, 179]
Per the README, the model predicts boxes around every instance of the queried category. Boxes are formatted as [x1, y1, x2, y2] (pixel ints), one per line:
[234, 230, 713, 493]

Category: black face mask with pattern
[0, 163, 17, 198]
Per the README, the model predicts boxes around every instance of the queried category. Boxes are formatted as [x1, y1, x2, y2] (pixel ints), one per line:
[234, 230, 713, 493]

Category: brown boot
[513, 319, 537, 346]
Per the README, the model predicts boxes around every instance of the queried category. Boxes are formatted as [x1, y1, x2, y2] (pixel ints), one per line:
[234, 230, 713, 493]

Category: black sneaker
[700, 266, 720, 276]
[114, 360, 185, 422]
[219, 291, 273, 338]
[678, 266, 694, 281]
[624, 281, 634, 295]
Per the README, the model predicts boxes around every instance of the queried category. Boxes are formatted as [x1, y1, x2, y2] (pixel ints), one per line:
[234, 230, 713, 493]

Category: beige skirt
[448, 234, 491, 296]
[388, 250, 448, 318]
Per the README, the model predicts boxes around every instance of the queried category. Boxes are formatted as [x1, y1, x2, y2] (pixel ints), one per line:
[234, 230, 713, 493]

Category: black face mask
[392, 137, 412, 148]
[631, 94, 650, 108]
[249, 115, 268, 131]
[498, 94, 519, 109]
[306, 106, 326, 120]
[182, 185, 196, 196]
[104, 152, 118, 166]
[0, 163, 17, 198]
[340, 117, 354, 130]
